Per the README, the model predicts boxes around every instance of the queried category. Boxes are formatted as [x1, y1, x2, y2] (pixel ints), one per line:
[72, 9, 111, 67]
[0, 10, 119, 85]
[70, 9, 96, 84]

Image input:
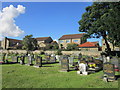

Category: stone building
[58, 33, 86, 49]
[35, 37, 53, 49]
[1, 37, 22, 49]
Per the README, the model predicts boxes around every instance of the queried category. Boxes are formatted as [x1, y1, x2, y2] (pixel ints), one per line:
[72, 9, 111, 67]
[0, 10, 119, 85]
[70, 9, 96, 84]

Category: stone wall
[0, 50, 102, 56]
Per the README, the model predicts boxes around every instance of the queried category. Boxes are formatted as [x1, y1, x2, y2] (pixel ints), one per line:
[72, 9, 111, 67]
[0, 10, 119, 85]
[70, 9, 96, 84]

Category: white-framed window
[73, 40, 78, 42]
[66, 40, 70, 43]
[59, 40, 64, 43]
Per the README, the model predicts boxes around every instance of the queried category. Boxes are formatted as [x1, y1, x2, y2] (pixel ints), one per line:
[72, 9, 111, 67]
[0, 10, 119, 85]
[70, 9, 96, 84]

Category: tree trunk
[103, 35, 111, 52]
[112, 43, 114, 51]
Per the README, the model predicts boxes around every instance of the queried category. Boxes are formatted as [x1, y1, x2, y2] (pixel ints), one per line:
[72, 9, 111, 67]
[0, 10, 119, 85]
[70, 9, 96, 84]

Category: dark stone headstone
[50, 56, 56, 63]
[20, 56, 25, 65]
[44, 55, 50, 63]
[103, 62, 115, 81]
[12, 55, 17, 63]
[61, 56, 69, 72]
[2, 53, 6, 63]
[34, 56, 42, 68]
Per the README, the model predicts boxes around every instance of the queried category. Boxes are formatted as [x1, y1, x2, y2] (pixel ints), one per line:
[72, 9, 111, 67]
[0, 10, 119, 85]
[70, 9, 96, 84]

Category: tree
[66, 43, 78, 51]
[78, 2, 120, 52]
[22, 35, 38, 51]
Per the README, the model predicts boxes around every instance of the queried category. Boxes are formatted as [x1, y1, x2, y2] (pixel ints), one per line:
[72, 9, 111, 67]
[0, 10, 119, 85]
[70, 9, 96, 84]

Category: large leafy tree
[66, 43, 78, 51]
[78, 2, 120, 51]
[22, 35, 38, 51]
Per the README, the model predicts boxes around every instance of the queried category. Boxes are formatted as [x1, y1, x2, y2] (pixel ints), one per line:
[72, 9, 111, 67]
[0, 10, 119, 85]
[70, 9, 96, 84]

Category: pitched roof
[78, 42, 98, 48]
[59, 33, 85, 40]
[35, 37, 51, 41]
[7, 38, 22, 42]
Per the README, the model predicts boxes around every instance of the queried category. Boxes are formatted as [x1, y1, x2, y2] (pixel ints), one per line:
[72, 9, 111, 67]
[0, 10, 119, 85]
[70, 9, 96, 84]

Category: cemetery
[0, 51, 119, 88]
[0, 2, 120, 88]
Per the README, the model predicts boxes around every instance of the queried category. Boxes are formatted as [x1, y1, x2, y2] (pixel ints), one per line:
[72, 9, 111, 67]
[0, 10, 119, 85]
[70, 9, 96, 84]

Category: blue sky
[2, 2, 102, 46]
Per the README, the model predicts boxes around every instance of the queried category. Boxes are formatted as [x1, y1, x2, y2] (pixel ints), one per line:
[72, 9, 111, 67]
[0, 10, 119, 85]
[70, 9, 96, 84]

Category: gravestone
[34, 56, 42, 68]
[103, 62, 115, 82]
[20, 56, 25, 65]
[27, 55, 33, 66]
[106, 56, 110, 62]
[50, 56, 56, 63]
[102, 55, 107, 63]
[110, 57, 119, 72]
[59, 55, 63, 65]
[12, 55, 18, 63]
[2, 53, 6, 63]
[61, 56, 69, 72]
[16, 56, 19, 63]
[56, 55, 60, 62]
[78, 54, 82, 60]
[44, 55, 50, 63]
[5, 53, 9, 63]
[68, 57, 74, 66]
[77, 63, 88, 75]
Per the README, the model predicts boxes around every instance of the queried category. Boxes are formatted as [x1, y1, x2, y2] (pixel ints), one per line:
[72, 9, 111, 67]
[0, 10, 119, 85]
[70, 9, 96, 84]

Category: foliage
[55, 49, 62, 55]
[78, 2, 120, 51]
[22, 35, 38, 51]
[45, 44, 59, 50]
[66, 43, 78, 51]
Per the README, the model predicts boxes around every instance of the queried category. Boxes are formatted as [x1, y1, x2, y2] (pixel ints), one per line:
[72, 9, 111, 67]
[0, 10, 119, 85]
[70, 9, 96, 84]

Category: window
[73, 40, 78, 42]
[59, 40, 64, 43]
[66, 40, 70, 43]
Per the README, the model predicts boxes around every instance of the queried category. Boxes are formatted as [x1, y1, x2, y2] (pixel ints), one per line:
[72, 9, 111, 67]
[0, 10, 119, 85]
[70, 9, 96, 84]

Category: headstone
[77, 63, 88, 75]
[27, 55, 33, 66]
[2, 53, 6, 63]
[61, 56, 69, 72]
[78, 54, 82, 60]
[50, 56, 56, 63]
[56, 55, 60, 61]
[20, 56, 25, 65]
[106, 56, 110, 62]
[102, 55, 107, 63]
[44, 55, 50, 63]
[68, 57, 74, 66]
[5, 53, 9, 63]
[111, 57, 119, 72]
[103, 62, 115, 82]
[59, 55, 63, 64]
[16, 56, 19, 63]
[12, 55, 17, 63]
[34, 56, 42, 68]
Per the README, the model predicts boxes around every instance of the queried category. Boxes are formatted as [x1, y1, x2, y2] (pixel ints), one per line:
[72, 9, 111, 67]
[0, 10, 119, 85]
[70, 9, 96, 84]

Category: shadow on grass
[1, 62, 19, 65]
[42, 62, 59, 65]
[115, 75, 120, 80]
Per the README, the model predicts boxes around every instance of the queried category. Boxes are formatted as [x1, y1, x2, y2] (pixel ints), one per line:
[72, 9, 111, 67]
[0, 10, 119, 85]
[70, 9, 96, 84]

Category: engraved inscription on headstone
[61, 57, 69, 72]
[34, 56, 42, 68]
[103, 62, 115, 81]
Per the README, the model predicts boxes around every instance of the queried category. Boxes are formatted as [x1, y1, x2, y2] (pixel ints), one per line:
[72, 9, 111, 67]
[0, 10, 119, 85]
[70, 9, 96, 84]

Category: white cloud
[0, 5, 25, 40]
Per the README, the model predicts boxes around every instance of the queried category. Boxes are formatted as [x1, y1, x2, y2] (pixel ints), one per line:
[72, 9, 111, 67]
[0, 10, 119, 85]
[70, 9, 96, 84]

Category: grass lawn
[1, 62, 119, 88]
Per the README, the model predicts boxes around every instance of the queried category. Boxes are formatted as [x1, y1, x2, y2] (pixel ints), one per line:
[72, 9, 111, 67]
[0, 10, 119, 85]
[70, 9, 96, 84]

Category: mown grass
[2, 62, 119, 88]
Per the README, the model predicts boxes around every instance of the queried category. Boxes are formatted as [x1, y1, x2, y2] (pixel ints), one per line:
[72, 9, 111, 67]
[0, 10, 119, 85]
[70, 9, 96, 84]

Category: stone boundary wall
[0, 50, 102, 56]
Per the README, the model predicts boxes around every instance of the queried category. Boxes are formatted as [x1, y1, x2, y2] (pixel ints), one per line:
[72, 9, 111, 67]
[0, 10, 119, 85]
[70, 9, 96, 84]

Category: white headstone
[107, 56, 110, 62]
[78, 63, 88, 75]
